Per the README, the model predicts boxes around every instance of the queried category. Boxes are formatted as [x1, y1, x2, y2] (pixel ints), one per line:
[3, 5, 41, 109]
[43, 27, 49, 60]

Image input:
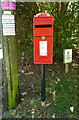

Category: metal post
[41, 64, 46, 106]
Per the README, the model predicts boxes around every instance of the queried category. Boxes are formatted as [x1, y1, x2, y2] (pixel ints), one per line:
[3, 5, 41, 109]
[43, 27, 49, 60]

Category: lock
[42, 36, 45, 40]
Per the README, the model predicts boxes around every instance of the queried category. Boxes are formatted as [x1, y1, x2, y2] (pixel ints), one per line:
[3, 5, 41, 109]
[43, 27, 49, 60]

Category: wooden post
[65, 63, 68, 73]
[1, 0, 19, 109]
[63, 49, 72, 74]
[0, 1, 2, 119]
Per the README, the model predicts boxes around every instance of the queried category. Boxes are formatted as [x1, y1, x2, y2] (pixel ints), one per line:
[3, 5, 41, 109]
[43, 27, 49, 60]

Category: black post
[41, 64, 46, 103]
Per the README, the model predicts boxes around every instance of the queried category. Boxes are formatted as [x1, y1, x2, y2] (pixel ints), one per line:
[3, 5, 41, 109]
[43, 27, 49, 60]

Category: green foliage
[15, 3, 39, 59]
[3, 63, 78, 118]
[2, 2, 79, 118]
[15, 2, 79, 62]
[37, 2, 79, 61]
[29, 98, 37, 108]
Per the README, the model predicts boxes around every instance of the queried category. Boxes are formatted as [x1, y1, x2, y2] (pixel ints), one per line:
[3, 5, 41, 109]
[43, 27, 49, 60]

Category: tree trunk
[3, 36, 19, 109]
[2, 1, 19, 109]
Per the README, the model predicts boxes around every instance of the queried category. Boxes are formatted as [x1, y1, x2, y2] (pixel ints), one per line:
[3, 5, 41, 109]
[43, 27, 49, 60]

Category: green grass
[3, 63, 78, 119]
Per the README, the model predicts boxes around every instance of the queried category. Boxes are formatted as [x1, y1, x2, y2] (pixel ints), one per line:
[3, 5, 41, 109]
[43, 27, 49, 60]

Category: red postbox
[33, 13, 54, 64]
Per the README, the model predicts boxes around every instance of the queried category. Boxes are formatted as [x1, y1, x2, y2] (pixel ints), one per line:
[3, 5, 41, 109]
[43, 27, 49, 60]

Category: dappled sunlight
[72, 63, 79, 67]
[2, 1, 78, 119]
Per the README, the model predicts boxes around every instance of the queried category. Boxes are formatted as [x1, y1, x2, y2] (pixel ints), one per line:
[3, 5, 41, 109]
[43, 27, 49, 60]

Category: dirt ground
[3, 52, 79, 118]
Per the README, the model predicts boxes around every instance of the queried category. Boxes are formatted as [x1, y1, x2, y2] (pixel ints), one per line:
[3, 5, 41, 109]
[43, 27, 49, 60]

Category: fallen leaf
[70, 106, 74, 112]
[21, 92, 27, 96]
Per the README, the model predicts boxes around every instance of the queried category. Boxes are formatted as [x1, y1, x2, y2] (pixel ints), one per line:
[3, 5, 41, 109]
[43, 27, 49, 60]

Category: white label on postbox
[39, 41, 47, 56]
[63, 49, 72, 63]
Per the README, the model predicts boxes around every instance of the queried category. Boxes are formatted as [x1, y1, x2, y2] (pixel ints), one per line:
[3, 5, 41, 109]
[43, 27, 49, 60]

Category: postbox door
[34, 36, 53, 64]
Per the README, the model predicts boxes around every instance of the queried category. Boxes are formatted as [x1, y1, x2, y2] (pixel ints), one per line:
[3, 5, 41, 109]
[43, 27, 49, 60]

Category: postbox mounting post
[33, 13, 54, 106]
[41, 64, 46, 106]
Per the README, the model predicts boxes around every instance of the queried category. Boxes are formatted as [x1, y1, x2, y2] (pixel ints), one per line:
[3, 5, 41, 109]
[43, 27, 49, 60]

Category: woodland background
[1, 2, 79, 119]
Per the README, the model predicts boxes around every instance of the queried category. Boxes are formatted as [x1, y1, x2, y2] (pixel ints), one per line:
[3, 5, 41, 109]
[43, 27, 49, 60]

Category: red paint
[33, 13, 54, 64]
